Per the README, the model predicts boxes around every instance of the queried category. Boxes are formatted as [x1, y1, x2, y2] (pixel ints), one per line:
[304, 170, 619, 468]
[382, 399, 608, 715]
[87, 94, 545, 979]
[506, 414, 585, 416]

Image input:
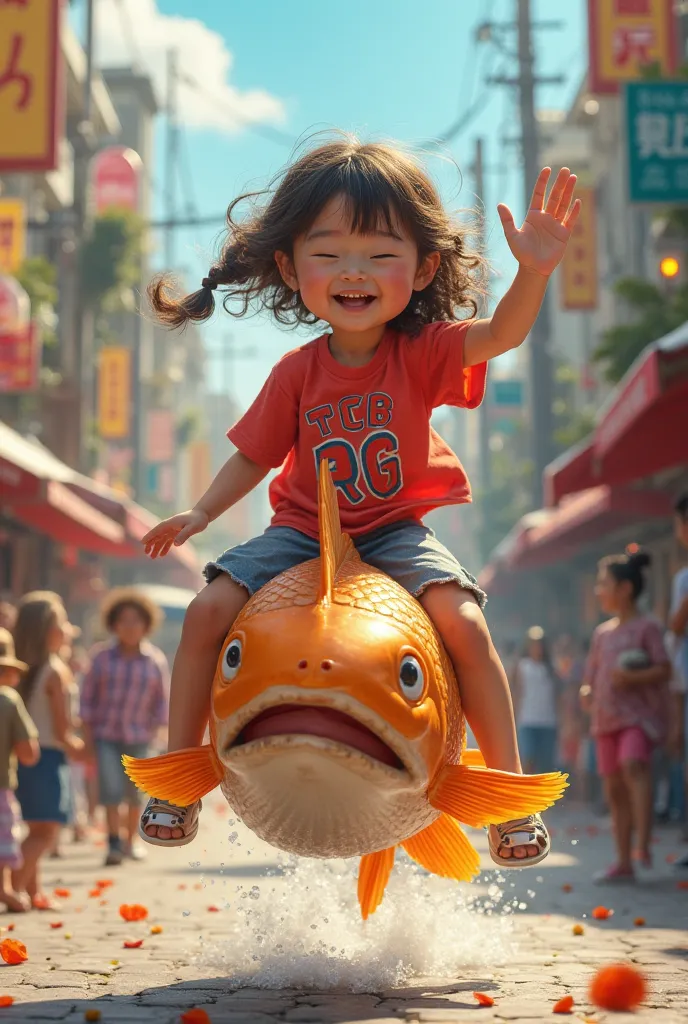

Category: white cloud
[92, 0, 285, 133]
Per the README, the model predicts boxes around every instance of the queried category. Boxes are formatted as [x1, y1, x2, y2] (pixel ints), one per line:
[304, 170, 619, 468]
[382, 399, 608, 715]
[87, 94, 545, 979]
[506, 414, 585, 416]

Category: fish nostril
[321, 660, 333, 671]
[298, 659, 308, 669]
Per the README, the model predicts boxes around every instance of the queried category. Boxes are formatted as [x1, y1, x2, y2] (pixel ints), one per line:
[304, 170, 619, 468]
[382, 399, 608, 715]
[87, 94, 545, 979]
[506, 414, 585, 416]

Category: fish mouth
[218, 690, 422, 781]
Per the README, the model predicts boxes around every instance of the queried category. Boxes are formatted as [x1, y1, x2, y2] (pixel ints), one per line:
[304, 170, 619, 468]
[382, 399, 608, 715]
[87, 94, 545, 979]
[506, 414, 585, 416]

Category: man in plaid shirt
[80, 590, 169, 866]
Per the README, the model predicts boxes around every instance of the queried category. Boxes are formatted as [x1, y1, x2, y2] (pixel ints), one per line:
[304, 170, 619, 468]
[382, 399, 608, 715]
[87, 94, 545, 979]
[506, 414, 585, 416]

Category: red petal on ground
[473, 992, 495, 1007]
[589, 963, 647, 1011]
[181, 1010, 211, 1024]
[123, 939, 144, 949]
[49, 922, 63, 929]
[552, 995, 574, 1014]
[207, 905, 219, 912]
[0, 996, 14, 1007]
[591, 906, 613, 920]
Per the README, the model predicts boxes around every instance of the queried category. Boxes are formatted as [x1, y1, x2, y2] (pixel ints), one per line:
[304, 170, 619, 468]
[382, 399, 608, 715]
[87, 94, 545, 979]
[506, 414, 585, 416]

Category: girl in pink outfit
[580, 548, 671, 882]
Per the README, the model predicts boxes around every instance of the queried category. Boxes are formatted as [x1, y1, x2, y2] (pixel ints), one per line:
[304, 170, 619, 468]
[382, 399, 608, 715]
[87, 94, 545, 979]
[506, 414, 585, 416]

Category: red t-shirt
[228, 321, 486, 539]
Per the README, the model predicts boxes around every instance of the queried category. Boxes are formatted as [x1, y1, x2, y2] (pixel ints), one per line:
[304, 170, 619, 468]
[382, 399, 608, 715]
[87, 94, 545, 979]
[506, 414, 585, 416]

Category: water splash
[196, 828, 515, 991]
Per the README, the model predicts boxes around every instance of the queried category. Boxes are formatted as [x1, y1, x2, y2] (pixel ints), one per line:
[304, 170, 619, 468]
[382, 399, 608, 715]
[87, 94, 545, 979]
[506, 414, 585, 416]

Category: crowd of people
[499, 492, 688, 880]
[0, 589, 169, 913]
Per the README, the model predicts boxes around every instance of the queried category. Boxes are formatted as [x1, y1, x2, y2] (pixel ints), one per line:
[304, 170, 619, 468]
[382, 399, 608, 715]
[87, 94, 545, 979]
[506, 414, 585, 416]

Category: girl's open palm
[142, 508, 209, 559]
[497, 167, 581, 277]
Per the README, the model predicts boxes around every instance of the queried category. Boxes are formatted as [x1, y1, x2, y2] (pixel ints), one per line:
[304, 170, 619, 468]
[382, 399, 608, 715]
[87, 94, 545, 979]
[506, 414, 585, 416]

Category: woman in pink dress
[580, 548, 672, 882]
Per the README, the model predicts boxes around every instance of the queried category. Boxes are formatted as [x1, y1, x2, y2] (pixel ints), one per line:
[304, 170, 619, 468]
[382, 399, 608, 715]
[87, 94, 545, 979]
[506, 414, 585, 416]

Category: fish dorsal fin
[317, 458, 355, 606]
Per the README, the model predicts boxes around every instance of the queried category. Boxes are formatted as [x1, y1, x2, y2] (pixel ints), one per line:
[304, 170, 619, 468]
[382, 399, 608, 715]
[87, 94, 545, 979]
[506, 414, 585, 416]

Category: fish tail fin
[462, 748, 486, 768]
[357, 847, 396, 920]
[317, 457, 356, 605]
[402, 813, 480, 882]
[430, 765, 569, 828]
[122, 745, 223, 806]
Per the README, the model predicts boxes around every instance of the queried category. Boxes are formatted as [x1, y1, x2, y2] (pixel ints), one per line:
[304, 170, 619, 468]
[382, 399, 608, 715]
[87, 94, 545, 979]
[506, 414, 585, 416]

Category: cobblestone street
[0, 798, 686, 1023]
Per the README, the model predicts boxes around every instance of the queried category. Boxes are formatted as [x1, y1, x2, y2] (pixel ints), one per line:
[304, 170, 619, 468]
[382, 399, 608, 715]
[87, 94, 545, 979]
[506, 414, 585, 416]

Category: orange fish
[124, 463, 567, 918]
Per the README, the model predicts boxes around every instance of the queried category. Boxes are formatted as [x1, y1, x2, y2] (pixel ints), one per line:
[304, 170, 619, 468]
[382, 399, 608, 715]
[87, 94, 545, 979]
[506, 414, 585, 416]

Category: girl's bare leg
[419, 583, 539, 860]
[623, 760, 653, 862]
[145, 574, 249, 840]
[604, 772, 633, 872]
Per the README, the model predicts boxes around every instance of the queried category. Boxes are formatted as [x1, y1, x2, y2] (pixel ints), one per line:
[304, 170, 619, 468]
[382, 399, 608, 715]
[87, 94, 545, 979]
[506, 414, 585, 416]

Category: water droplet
[571, 839, 578, 845]
[518, 902, 527, 910]
[182, 910, 190, 917]
[249, 886, 260, 900]
[228, 832, 239, 844]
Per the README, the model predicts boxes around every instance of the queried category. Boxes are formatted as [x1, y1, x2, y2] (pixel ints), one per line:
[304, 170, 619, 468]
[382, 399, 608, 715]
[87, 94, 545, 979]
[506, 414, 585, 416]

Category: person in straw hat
[0, 628, 40, 912]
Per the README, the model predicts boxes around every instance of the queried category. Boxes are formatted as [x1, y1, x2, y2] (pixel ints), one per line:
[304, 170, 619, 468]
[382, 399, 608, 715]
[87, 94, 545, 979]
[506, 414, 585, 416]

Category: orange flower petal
[53, 888, 71, 898]
[84, 1011, 102, 1022]
[552, 995, 574, 1014]
[99, 900, 108, 907]
[177, 884, 187, 890]
[0, 938, 28, 965]
[150, 925, 163, 934]
[561, 884, 573, 893]
[181, 1011, 211, 1024]
[119, 904, 148, 922]
[88, 889, 101, 898]
[123, 939, 144, 949]
[473, 992, 495, 1007]
[95, 879, 114, 889]
[591, 905, 613, 920]
[0, 996, 13, 1007]
[5, 924, 13, 932]
[634, 917, 646, 927]
[572, 924, 584, 936]
[49, 922, 63, 929]
[207, 905, 219, 912]
[589, 963, 647, 1011]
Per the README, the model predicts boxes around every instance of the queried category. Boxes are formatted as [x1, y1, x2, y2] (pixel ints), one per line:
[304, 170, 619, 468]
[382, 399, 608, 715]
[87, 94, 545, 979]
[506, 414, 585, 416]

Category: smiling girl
[139, 136, 580, 866]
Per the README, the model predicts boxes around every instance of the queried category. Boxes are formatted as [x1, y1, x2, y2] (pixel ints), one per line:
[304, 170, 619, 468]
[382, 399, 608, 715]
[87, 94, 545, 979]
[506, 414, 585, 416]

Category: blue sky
[82, 0, 588, 408]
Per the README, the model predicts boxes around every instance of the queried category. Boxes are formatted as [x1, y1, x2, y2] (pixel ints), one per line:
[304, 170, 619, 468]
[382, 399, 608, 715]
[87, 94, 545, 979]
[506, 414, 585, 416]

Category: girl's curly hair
[149, 133, 485, 336]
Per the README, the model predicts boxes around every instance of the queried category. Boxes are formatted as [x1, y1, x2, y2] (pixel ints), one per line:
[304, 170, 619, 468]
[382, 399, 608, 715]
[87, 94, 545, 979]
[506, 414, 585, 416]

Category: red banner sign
[588, 0, 677, 95]
[0, 321, 41, 392]
[92, 146, 142, 214]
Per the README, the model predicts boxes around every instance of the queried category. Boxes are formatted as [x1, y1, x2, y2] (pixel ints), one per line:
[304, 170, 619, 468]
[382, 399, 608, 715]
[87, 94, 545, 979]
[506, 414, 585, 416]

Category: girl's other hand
[611, 666, 633, 689]
[497, 167, 582, 277]
[142, 508, 210, 558]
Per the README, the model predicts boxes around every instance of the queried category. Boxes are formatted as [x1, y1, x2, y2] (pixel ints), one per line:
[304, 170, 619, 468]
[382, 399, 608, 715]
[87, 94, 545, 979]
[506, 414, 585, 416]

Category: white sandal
[488, 813, 550, 868]
[139, 797, 201, 848]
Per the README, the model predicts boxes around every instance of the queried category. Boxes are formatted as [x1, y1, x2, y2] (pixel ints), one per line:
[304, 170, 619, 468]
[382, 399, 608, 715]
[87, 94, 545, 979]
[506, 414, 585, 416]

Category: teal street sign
[626, 82, 688, 204]
[491, 379, 524, 407]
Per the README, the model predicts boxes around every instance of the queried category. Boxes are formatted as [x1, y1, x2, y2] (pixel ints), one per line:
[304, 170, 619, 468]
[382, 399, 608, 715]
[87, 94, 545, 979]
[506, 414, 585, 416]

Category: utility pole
[517, 0, 554, 508]
[165, 48, 179, 270]
[73, 0, 96, 474]
[473, 137, 491, 496]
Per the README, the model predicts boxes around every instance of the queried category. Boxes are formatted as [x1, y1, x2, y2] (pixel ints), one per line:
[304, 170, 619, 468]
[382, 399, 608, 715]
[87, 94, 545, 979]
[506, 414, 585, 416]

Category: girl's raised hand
[497, 167, 581, 277]
[142, 508, 209, 559]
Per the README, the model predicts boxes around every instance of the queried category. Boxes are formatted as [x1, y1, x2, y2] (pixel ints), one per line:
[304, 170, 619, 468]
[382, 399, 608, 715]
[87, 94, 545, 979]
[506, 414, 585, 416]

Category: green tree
[593, 276, 688, 383]
[79, 209, 144, 311]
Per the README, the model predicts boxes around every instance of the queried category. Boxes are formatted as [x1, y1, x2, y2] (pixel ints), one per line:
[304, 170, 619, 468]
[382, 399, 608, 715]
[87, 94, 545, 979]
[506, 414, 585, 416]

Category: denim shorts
[204, 519, 486, 607]
[96, 740, 149, 807]
[16, 747, 72, 825]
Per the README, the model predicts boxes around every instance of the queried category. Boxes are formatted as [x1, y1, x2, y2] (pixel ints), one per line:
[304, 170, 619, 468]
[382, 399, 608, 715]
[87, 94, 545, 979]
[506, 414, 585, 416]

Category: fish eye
[222, 638, 242, 682]
[398, 654, 425, 702]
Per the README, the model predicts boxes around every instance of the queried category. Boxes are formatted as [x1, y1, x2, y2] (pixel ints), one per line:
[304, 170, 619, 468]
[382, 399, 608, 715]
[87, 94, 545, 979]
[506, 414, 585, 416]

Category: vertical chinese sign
[560, 187, 598, 310]
[98, 347, 131, 440]
[0, 199, 26, 274]
[0, 0, 64, 172]
[588, 0, 677, 95]
[0, 321, 41, 391]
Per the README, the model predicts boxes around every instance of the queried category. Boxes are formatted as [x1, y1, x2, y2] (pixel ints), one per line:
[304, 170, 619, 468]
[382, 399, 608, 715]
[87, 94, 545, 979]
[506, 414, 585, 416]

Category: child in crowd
[80, 590, 169, 867]
[140, 135, 581, 866]
[580, 549, 672, 882]
[12, 593, 84, 910]
[0, 629, 40, 912]
[513, 626, 560, 775]
[669, 493, 688, 864]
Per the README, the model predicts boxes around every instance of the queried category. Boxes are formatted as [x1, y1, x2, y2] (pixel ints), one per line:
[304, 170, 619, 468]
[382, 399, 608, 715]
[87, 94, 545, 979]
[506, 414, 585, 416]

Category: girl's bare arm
[465, 268, 548, 367]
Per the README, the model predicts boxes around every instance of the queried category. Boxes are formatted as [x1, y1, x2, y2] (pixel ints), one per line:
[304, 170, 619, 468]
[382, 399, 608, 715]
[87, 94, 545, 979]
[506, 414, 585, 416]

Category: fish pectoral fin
[357, 847, 396, 920]
[429, 764, 569, 828]
[402, 813, 480, 882]
[462, 748, 486, 768]
[122, 745, 223, 806]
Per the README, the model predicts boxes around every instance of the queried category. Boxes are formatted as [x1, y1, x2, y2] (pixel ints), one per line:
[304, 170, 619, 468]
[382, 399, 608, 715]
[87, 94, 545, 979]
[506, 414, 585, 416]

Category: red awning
[9, 480, 136, 556]
[512, 486, 672, 570]
[544, 322, 688, 505]
[0, 423, 199, 570]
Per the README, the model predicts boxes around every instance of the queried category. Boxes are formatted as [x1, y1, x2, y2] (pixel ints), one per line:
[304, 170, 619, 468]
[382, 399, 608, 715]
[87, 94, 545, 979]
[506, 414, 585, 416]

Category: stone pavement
[0, 797, 686, 1023]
